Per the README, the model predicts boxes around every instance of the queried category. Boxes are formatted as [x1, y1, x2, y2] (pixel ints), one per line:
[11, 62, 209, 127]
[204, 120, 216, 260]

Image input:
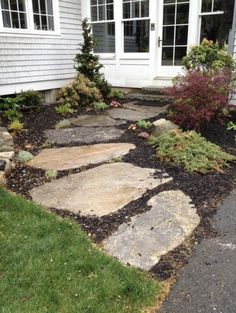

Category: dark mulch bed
[3, 101, 236, 280]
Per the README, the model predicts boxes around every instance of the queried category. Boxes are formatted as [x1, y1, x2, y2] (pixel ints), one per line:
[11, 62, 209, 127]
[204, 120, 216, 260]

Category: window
[122, 0, 150, 53]
[33, 0, 54, 31]
[0, 0, 58, 33]
[90, 0, 115, 53]
[200, 0, 234, 46]
[162, 0, 190, 66]
[1, 0, 27, 29]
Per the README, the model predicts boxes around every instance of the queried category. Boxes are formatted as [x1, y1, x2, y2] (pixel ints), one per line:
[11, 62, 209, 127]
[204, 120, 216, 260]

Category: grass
[0, 188, 160, 313]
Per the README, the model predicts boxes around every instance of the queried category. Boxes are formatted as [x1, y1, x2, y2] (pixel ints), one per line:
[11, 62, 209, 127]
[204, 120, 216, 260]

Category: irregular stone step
[27, 143, 135, 170]
[45, 127, 125, 146]
[30, 163, 172, 217]
[127, 93, 170, 102]
[69, 115, 126, 127]
[0, 127, 14, 152]
[141, 86, 166, 95]
[103, 190, 200, 271]
[123, 102, 168, 114]
[108, 108, 161, 121]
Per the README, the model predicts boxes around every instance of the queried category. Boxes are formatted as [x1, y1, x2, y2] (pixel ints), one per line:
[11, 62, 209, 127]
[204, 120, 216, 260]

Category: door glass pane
[163, 5, 175, 25]
[163, 26, 174, 45]
[124, 20, 150, 53]
[176, 3, 189, 24]
[174, 47, 187, 65]
[162, 47, 174, 65]
[131, 1, 139, 18]
[1, 0, 9, 10]
[92, 22, 115, 53]
[2, 10, 11, 27]
[202, 0, 212, 12]
[141, 0, 149, 17]
[175, 25, 188, 45]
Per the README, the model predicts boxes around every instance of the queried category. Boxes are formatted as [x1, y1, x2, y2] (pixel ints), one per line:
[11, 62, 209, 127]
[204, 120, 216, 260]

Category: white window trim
[0, 0, 60, 37]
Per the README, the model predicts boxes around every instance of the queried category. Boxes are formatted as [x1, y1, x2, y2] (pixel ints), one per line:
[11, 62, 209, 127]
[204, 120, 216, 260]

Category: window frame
[121, 0, 150, 57]
[0, 0, 60, 36]
[90, 0, 116, 57]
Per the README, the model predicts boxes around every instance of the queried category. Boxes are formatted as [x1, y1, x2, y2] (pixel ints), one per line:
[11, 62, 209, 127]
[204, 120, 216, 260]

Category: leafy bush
[183, 39, 235, 72]
[149, 130, 235, 174]
[8, 119, 24, 131]
[108, 89, 125, 99]
[93, 101, 108, 111]
[165, 70, 232, 130]
[59, 74, 101, 108]
[0, 97, 23, 121]
[137, 120, 153, 130]
[55, 103, 76, 116]
[19, 90, 43, 108]
[74, 18, 111, 98]
[227, 121, 236, 131]
[3, 108, 23, 121]
[55, 119, 72, 129]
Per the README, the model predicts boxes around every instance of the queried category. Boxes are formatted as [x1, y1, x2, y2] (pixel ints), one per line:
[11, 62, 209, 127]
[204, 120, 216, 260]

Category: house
[0, 0, 236, 98]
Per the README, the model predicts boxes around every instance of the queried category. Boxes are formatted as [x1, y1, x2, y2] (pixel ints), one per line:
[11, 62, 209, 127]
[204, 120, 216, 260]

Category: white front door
[156, 0, 200, 78]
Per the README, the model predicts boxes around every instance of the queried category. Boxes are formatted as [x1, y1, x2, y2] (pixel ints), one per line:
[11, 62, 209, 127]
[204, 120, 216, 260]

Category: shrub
[93, 101, 108, 111]
[17, 151, 33, 163]
[74, 18, 111, 98]
[108, 89, 125, 99]
[137, 120, 153, 130]
[149, 130, 235, 174]
[0, 97, 23, 121]
[19, 90, 44, 108]
[227, 121, 236, 131]
[55, 103, 76, 116]
[165, 70, 232, 130]
[45, 169, 58, 180]
[8, 119, 24, 131]
[55, 119, 72, 129]
[3, 108, 23, 121]
[183, 39, 235, 72]
[59, 74, 101, 108]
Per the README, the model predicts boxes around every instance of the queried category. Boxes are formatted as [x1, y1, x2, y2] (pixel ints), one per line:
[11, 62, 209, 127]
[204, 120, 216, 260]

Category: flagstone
[30, 163, 172, 217]
[108, 108, 162, 121]
[123, 102, 168, 114]
[103, 190, 200, 270]
[27, 143, 135, 170]
[45, 127, 125, 146]
[69, 115, 126, 127]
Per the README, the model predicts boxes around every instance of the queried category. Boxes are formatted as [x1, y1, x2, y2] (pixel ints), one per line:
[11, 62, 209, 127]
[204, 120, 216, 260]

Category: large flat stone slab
[27, 143, 135, 170]
[103, 190, 200, 270]
[123, 102, 168, 114]
[30, 163, 171, 217]
[45, 127, 125, 145]
[69, 115, 126, 127]
[108, 108, 162, 121]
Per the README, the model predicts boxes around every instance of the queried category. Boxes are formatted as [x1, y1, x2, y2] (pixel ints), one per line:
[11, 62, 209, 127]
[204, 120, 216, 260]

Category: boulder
[152, 118, 179, 137]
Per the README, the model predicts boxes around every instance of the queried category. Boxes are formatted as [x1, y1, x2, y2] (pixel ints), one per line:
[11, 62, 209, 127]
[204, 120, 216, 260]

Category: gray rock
[27, 143, 135, 170]
[103, 190, 200, 271]
[45, 127, 125, 145]
[30, 163, 172, 217]
[123, 102, 168, 114]
[69, 115, 126, 127]
[108, 108, 161, 121]
[152, 118, 179, 137]
[0, 127, 14, 152]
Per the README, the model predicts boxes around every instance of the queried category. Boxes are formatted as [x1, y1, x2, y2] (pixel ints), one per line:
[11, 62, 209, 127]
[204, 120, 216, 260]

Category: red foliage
[165, 70, 232, 130]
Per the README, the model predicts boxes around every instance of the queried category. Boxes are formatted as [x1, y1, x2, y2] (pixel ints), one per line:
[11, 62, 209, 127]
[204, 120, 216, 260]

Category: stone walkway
[28, 102, 200, 271]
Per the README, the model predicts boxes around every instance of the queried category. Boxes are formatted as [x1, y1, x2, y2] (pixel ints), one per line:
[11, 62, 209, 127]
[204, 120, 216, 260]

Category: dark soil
[3, 100, 236, 281]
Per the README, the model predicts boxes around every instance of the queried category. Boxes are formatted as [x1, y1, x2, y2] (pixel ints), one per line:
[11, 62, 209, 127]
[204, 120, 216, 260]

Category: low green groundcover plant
[149, 130, 235, 174]
[137, 120, 153, 130]
[0, 188, 160, 313]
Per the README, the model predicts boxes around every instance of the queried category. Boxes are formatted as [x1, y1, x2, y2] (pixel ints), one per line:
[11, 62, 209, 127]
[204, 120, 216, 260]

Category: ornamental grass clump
[149, 130, 235, 174]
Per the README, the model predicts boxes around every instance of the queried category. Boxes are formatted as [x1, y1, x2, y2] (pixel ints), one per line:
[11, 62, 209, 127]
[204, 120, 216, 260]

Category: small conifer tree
[75, 18, 111, 97]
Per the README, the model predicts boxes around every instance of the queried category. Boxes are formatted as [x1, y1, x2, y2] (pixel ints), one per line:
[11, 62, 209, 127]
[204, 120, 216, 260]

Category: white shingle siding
[0, 0, 82, 95]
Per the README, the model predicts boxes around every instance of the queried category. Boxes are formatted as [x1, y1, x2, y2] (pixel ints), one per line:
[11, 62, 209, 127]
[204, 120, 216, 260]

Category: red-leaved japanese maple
[165, 70, 232, 130]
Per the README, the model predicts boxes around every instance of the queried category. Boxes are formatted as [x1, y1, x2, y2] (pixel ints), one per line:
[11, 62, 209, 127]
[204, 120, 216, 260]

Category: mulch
[2, 101, 236, 280]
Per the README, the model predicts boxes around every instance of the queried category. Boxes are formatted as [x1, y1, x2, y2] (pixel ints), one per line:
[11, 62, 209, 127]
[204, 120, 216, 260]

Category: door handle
[158, 37, 162, 48]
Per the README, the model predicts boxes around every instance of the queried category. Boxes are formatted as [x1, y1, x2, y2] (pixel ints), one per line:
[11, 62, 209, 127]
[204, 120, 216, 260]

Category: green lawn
[0, 188, 160, 313]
